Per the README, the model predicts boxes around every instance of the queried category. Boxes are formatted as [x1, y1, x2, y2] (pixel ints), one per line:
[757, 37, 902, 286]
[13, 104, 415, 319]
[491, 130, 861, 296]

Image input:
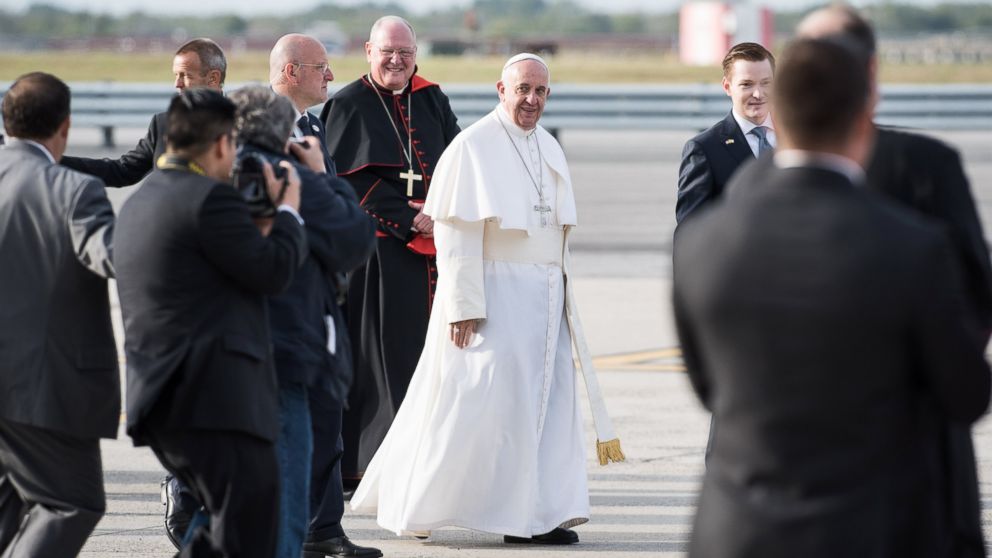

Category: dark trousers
[150, 429, 279, 558]
[0, 418, 104, 558]
[307, 389, 345, 542]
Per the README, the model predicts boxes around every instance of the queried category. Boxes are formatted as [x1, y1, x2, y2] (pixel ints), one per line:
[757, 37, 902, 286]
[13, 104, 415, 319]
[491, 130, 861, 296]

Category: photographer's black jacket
[249, 146, 375, 400]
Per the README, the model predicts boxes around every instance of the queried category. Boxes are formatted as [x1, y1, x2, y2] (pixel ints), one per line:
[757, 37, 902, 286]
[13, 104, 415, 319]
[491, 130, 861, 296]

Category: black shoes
[160, 474, 200, 550]
[504, 527, 580, 545]
[302, 536, 383, 558]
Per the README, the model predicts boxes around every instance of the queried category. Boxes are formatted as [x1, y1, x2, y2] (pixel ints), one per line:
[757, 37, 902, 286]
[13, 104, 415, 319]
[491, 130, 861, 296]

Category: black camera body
[231, 145, 289, 218]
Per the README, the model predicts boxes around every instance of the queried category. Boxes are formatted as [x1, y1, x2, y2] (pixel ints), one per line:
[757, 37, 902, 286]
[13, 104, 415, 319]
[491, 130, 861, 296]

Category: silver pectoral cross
[534, 203, 552, 227]
[400, 167, 423, 197]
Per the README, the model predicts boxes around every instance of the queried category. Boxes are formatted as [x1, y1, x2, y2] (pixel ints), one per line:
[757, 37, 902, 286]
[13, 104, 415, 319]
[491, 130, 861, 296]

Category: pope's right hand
[449, 319, 481, 349]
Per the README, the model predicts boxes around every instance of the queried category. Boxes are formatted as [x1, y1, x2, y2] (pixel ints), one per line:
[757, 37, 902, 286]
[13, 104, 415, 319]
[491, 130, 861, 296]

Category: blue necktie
[751, 126, 773, 156]
[297, 114, 310, 136]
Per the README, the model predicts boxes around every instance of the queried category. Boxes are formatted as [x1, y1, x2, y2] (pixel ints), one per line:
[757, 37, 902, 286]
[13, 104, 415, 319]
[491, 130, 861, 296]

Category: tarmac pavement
[63, 125, 992, 556]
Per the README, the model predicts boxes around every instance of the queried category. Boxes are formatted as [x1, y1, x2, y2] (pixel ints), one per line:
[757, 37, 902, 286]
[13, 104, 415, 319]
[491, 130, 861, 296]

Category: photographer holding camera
[114, 87, 307, 558]
[231, 85, 376, 558]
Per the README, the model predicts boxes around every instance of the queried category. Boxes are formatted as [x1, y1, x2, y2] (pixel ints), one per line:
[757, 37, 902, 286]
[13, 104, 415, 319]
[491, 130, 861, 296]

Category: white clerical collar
[13, 138, 56, 163]
[774, 149, 866, 186]
[366, 73, 407, 96]
[496, 104, 537, 139]
[732, 110, 774, 135]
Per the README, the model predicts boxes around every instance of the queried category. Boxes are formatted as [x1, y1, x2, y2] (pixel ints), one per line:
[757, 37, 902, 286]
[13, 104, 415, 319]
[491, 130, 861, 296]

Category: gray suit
[0, 139, 118, 558]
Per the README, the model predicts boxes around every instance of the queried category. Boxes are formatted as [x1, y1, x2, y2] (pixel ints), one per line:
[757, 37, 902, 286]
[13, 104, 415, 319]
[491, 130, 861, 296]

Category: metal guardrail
[1, 82, 991, 147]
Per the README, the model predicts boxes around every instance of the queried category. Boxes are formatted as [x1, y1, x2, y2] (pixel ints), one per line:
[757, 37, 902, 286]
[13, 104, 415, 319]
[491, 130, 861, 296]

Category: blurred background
[1, 0, 991, 83]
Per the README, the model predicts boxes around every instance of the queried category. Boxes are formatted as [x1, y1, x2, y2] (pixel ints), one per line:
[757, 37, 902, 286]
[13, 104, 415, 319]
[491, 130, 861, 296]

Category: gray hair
[176, 38, 227, 85]
[228, 86, 295, 154]
[369, 15, 417, 43]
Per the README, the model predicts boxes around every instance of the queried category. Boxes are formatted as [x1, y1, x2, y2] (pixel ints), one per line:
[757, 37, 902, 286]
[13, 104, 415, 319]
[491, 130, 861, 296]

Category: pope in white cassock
[350, 53, 623, 546]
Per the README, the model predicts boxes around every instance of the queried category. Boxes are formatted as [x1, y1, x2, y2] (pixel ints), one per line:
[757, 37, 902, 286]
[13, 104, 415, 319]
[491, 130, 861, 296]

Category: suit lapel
[719, 113, 754, 165]
[302, 112, 326, 144]
[304, 111, 337, 175]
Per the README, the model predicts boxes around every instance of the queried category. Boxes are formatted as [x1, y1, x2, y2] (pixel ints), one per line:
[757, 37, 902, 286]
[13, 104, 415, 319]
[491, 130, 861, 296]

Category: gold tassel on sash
[596, 438, 626, 466]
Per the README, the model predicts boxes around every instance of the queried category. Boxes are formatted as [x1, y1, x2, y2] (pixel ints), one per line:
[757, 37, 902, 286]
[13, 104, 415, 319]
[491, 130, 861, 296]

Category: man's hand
[409, 200, 434, 238]
[449, 319, 481, 349]
[289, 137, 325, 174]
[263, 160, 301, 211]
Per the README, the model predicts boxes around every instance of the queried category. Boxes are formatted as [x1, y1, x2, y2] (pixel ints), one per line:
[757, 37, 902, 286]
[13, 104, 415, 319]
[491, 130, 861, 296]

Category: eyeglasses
[375, 46, 416, 60]
[295, 62, 330, 73]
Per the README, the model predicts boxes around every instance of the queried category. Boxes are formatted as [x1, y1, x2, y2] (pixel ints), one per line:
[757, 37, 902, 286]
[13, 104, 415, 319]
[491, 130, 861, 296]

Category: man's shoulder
[139, 169, 224, 202]
[689, 113, 738, 144]
[1, 148, 101, 196]
[875, 126, 958, 159]
[410, 74, 445, 95]
[54, 162, 106, 191]
[150, 111, 169, 131]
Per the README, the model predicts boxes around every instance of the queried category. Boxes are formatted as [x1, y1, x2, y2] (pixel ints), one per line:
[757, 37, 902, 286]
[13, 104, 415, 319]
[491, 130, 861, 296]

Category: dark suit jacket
[676, 112, 753, 223]
[674, 162, 991, 558]
[115, 168, 307, 444]
[0, 140, 119, 439]
[250, 144, 374, 401]
[868, 127, 992, 330]
[61, 112, 167, 187]
[298, 111, 337, 177]
[867, 127, 992, 557]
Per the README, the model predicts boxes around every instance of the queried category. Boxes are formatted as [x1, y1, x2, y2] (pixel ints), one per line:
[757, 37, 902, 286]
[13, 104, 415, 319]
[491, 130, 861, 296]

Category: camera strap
[156, 154, 207, 176]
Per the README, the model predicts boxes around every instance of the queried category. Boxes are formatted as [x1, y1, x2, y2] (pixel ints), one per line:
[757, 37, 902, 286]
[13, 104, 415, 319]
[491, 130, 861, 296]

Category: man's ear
[59, 117, 71, 140]
[722, 76, 732, 97]
[207, 69, 223, 88]
[496, 80, 505, 100]
[214, 132, 231, 161]
[867, 56, 880, 117]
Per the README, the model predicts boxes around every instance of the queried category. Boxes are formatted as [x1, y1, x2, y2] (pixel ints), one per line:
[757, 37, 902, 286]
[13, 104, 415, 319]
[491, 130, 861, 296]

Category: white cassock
[350, 104, 593, 537]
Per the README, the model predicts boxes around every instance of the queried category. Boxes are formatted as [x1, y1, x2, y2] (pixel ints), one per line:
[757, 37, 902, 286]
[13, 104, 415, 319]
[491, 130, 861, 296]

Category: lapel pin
[725, 139, 735, 145]
[311, 124, 320, 132]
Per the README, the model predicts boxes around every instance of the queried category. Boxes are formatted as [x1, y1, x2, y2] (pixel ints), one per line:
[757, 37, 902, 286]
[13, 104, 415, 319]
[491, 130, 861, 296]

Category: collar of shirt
[293, 107, 310, 139]
[14, 138, 56, 164]
[773, 149, 866, 186]
[732, 110, 776, 157]
[496, 104, 537, 139]
[732, 110, 775, 136]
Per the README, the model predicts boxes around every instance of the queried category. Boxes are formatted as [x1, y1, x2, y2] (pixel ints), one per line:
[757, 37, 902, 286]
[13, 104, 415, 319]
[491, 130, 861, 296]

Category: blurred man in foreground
[793, 6, 992, 556]
[674, 38, 990, 557]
